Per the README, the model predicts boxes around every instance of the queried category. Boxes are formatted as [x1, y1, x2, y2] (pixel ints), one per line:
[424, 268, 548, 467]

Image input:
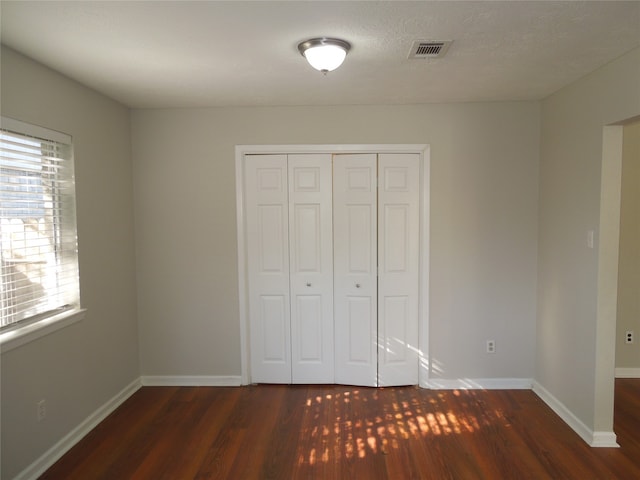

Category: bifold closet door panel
[333, 154, 378, 387]
[288, 154, 334, 383]
[245, 151, 421, 386]
[245, 154, 292, 383]
[377, 153, 420, 386]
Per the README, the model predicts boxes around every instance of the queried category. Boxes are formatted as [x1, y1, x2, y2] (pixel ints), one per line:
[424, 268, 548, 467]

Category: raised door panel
[260, 295, 288, 362]
[378, 153, 420, 386]
[333, 154, 378, 387]
[295, 295, 323, 361]
[292, 204, 321, 272]
[345, 296, 376, 364]
[257, 205, 287, 273]
[347, 205, 374, 274]
[289, 154, 334, 383]
[383, 205, 409, 273]
[380, 295, 409, 365]
[245, 154, 292, 383]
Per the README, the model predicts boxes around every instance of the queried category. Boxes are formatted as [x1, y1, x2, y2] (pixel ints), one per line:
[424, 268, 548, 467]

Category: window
[0, 117, 80, 332]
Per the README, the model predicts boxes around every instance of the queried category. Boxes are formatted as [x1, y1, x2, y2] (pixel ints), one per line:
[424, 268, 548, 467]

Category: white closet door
[288, 154, 334, 383]
[377, 153, 420, 386]
[333, 154, 378, 387]
[245, 154, 291, 383]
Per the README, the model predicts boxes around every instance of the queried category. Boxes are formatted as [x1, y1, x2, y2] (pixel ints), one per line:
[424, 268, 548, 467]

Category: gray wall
[0, 47, 139, 479]
[131, 103, 540, 382]
[537, 47, 640, 433]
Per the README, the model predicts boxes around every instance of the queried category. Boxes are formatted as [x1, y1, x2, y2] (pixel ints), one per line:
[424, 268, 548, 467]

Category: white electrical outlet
[626, 331, 634, 344]
[486, 340, 496, 354]
[37, 399, 46, 422]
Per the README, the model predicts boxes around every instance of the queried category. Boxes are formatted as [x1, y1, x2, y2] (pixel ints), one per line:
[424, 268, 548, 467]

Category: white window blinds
[0, 118, 80, 328]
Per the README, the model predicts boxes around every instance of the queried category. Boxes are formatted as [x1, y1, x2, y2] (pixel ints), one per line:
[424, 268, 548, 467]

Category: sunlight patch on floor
[296, 387, 506, 467]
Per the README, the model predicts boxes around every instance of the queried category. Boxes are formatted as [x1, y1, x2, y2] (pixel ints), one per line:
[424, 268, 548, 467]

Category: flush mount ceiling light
[297, 37, 351, 73]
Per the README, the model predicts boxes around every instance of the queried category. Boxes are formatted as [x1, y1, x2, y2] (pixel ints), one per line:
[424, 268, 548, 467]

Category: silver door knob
[306, 282, 312, 287]
[355, 283, 361, 288]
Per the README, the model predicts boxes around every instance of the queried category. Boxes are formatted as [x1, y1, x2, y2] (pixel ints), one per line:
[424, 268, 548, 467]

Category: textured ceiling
[1, 1, 639, 108]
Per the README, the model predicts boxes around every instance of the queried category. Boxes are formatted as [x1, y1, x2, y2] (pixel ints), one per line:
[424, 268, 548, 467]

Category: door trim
[235, 144, 431, 386]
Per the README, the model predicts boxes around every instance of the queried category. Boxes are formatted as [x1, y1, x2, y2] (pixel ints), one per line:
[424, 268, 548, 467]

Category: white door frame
[235, 144, 431, 387]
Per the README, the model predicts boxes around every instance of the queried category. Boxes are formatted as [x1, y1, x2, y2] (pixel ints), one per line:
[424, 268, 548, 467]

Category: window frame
[0, 117, 85, 353]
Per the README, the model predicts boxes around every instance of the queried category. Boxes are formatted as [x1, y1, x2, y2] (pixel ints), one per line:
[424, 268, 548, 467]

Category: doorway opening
[596, 115, 640, 446]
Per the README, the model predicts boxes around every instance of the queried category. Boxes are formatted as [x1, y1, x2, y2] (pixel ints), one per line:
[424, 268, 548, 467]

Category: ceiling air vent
[408, 40, 452, 59]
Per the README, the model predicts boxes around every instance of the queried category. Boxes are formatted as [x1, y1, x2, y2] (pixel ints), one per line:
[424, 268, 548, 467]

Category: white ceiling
[1, 1, 639, 109]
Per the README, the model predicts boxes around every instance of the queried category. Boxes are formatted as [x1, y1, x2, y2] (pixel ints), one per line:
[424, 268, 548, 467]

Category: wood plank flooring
[40, 379, 640, 479]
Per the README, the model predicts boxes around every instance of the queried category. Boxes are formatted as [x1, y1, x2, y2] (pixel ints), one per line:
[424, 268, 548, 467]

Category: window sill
[0, 308, 87, 354]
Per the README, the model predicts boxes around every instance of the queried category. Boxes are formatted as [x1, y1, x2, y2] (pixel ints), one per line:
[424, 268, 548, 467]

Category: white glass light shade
[303, 45, 347, 72]
[298, 38, 351, 73]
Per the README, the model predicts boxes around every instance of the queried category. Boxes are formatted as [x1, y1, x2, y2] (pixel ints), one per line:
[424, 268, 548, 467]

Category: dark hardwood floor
[40, 379, 640, 479]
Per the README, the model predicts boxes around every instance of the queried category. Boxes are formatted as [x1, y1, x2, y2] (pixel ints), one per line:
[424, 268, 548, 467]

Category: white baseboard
[424, 377, 533, 390]
[615, 367, 640, 378]
[532, 381, 619, 448]
[591, 431, 620, 447]
[15, 377, 142, 480]
[141, 375, 242, 386]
